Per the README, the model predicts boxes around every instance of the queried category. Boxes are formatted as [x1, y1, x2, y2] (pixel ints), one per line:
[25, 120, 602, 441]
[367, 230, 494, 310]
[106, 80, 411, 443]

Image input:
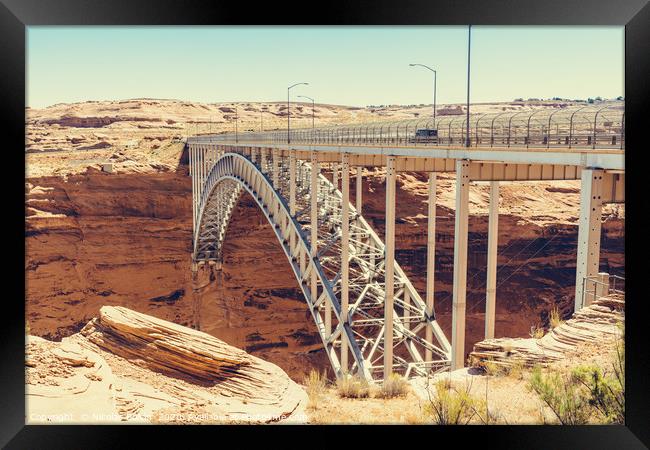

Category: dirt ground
[302, 336, 621, 425]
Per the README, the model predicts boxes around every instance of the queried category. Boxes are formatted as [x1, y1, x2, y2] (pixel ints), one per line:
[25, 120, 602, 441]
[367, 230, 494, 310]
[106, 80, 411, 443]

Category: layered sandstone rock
[469, 294, 624, 368]
[26, 306, 308, 424]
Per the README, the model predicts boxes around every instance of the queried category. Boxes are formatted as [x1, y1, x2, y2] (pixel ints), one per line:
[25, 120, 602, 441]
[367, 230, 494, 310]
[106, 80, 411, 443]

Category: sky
[26, 26, 624, 109]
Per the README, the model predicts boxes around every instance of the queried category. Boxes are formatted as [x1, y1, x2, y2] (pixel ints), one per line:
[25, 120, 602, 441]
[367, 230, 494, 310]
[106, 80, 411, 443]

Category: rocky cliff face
[26, 160, 624, 380]
[26, 163, 330, 380]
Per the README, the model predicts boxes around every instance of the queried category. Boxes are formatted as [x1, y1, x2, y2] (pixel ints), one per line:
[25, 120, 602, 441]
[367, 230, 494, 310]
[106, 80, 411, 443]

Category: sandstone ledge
[27, 306, 308, 424]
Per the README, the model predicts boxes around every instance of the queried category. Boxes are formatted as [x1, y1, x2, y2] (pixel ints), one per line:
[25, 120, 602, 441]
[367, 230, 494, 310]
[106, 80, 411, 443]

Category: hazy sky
[27, 26, 624, 109]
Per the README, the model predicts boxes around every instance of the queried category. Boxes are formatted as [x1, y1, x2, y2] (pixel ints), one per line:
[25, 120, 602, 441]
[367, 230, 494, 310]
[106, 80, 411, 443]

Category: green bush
[528, 366, 592, 424]
[424, 379, 483, 425]
[572, 326, 624, 424]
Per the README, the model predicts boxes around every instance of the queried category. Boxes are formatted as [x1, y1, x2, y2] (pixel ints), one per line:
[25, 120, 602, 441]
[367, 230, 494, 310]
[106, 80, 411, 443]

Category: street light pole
[297, 95, 315, 130]
[409, 63, 437, 124]
[466, 25, 472, 147]
[287, 82, 309, 144]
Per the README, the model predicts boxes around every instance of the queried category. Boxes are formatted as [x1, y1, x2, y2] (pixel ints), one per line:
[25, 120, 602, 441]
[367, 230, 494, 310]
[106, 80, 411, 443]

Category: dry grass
[302, 337, 622, 424]
[376, 373, 410, 399]
[336, 375, 370, 399]
[549, 305, 565, 330]
[306, 388, 429, 424]
[304, 369, 328, 409]
[529, 324, 546, 339]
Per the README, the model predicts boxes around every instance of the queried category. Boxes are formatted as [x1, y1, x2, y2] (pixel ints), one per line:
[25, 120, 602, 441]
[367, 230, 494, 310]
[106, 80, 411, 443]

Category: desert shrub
[376, 373, 410, 399]
[549, 306, 564, 330]
[336, 374, 370, 399]
[304, 369, 328, 409]
[423, 379, 482, 425]
[528, 366, 592, 424]
[572, 327, 624, 424]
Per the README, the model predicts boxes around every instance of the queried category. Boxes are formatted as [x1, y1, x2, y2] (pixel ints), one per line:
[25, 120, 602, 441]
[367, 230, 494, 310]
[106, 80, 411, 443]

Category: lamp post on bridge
[287, 82, 309, 144]
[297, 95, 315, 130]
[409, 63, 437, 124]
[466, 25, 472, 147]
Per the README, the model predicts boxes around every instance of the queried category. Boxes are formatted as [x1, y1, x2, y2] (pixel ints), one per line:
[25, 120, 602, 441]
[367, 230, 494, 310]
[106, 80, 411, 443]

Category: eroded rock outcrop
[26, 306, 308, 424]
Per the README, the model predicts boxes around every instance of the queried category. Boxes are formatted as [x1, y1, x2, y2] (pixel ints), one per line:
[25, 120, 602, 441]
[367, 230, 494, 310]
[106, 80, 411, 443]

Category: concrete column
[356, 167, 363, 214]
[190, 146, 195, 233]
[384, 156, 396, 379]
[451, 160, 470, 370]
[575, 169, 604, 310]
[340, 153, 350, 373]
[425, 172, 437, 362]
[485, 181, 499, 339]
[332, 163, 339, 191]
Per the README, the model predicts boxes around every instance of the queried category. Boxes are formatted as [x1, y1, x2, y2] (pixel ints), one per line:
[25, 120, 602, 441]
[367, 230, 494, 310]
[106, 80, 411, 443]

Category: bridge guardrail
[189, 104, 625, 151]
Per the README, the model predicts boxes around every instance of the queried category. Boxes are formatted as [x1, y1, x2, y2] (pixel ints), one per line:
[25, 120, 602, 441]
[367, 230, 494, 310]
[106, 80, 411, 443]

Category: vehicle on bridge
[410, 128, 438, 144]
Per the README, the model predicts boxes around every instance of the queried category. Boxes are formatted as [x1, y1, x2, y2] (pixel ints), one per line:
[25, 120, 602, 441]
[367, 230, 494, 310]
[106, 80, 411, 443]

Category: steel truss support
[311, 152, 330, 337]
[451, 160, 470, 370]
[485, 181, 499, 339]
[190, 145, 451, 381]
[575, 168, 604, 311]
[272, 148, 279, 189]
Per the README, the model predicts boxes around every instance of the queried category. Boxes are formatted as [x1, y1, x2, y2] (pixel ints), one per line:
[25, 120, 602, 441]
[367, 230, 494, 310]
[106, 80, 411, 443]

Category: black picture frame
[3, 0, 648, 447]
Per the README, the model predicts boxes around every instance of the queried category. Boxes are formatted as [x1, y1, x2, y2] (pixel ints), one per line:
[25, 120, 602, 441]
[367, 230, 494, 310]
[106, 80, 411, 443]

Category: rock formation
[26, 306, 307, 424]
[469, 294, 624, 368]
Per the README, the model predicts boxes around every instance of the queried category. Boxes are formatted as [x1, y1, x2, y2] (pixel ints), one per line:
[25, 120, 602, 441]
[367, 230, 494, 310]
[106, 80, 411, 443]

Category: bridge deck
[188, 140, 625, 171]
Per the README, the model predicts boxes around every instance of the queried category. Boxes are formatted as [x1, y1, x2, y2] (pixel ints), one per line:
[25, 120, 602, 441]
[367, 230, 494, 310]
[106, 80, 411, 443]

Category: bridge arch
[191, 150, 451, 381]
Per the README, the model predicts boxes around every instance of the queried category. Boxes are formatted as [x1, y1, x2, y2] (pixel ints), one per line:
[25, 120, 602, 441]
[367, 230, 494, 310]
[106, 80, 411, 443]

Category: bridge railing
[189, 104, 624, 150]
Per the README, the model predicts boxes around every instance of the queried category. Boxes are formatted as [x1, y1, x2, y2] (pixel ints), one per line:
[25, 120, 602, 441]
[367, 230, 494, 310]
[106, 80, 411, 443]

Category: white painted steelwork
[190, 146, 451, 381]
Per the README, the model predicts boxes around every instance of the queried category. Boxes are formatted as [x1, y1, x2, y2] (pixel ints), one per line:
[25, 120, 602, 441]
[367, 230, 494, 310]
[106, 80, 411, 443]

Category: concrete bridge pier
[451, 160, 470, 370]
[425, 172, 437, 362]
[485, 181, 500, 339]
[356, 167, 363, 214]
[575, 168, 604, 311]
[384, 156, 396, 379]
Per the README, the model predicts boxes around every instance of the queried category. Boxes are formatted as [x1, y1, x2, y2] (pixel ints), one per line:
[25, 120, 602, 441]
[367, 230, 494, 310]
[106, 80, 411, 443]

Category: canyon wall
[26, 159, 624, 381]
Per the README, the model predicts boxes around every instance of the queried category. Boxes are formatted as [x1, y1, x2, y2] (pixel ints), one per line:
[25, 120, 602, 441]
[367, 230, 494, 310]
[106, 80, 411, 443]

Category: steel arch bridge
[191, 150, 451, 381]
[188, 104, 625, 382]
